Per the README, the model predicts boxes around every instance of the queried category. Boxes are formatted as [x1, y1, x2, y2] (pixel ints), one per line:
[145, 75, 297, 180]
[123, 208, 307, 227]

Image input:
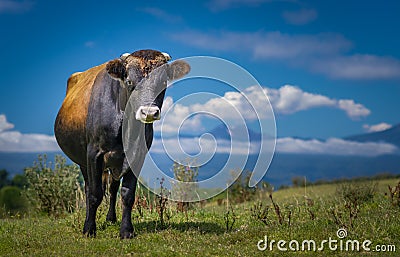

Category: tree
[0, 169, 11, 189]
[12, 174, 28, 189]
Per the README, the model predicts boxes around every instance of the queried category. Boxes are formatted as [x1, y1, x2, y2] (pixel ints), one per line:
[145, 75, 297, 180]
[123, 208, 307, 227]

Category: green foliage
[171, 161, 199, 203]
[336, 181, 376, 207]
[291, 176, 306, 187]
[0, 169, 11, 189]
[0, 169, 28, 190]
[0, 178, 399, 256]
[332, 182, 377, 228]
[0, 186, 28, 216]
[228, 170, 256, 203]
[24, 155, 83, 216]
[11, 174, 28, 189]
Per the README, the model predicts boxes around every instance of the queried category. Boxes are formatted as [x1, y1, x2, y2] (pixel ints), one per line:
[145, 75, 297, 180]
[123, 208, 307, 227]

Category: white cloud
[264, 85, 336, 114]
[150, 136, 398, 157]
[171, 30, 400, 80]
[207, 0, 293, 11]
[156, 85, 369, 134]
[138, 7, 182, 23]
[363, 122, 392, 133]
[282, 8, 318, 25]
[151, 137, 260, 155]
[172, 30, 351, 60]
[155, 96, 204, 133]
[311, 54, 400, 80]
[0, 114, 60, 153]
[84, 41, 95, 48]
[337, 99, 371, 119]
[0, 0, 33, 13]
[263, 85, 369, 119]
[276, 137, 398, 156]
[0, 114, 14, 132]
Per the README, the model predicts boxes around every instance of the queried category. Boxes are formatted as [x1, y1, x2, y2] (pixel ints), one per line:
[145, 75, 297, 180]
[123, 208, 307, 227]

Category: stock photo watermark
[257, 228, 396, 253]
[122, 56, 276, 201]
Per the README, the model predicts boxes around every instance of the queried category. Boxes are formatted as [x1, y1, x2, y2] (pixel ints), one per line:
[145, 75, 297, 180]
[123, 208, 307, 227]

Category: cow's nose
[135, 106, 161, 123]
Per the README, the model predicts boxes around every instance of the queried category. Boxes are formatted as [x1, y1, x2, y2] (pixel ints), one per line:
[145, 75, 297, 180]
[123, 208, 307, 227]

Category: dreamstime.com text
[257, 228, 396, 253]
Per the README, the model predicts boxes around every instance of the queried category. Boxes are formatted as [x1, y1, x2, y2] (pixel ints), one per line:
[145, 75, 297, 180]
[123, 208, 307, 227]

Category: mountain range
[346, 123, 400, 147]
[1, 124, 399, 186]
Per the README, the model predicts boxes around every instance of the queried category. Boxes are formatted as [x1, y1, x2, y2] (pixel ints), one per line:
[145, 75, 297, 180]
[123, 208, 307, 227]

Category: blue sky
[0, 0, 400, 154]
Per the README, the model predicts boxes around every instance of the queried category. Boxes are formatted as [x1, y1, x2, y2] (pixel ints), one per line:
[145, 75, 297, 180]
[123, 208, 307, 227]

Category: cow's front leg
[83, 146, 104, 237]
[120, 168, 137, 239]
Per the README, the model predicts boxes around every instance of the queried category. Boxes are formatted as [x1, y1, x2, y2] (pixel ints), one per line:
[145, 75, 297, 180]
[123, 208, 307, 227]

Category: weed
[387, 181, 400, 207]
[269, 193, 283, 225]
[224, 205, 236, 232]
[250, 201, 269, 226]
[156, 178, 169, 229]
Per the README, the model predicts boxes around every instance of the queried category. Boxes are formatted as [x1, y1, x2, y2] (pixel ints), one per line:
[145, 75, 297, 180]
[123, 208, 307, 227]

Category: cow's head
[106, 49, 190, 123]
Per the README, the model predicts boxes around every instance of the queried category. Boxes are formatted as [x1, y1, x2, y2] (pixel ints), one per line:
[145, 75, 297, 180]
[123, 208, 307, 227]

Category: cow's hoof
[120, 231, 136, 239]
[83, 230, 96, 238]
[106, 214, 117, 224]
[83, 224, 96, 237]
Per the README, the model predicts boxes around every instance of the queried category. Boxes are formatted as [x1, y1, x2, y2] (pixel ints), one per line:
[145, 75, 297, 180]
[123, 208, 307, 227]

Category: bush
[24, 155, 83, 216]
[171, 161, 199, 203]
[228, 170, 256, 203]
[0, 169, 11, 189]
[336, 182, 376, 206]
[0, 186, 28, 216]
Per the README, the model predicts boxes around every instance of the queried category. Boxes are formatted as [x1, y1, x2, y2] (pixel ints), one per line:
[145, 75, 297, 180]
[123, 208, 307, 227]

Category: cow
[54, 49, 190, 238]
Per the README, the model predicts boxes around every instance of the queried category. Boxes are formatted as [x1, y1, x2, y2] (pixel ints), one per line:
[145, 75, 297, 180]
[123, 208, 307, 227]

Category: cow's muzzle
[135, 106, 161, 123]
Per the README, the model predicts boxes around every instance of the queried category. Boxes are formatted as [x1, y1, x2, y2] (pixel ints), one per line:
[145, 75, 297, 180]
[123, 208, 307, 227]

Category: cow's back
[54, 63, 107, 166]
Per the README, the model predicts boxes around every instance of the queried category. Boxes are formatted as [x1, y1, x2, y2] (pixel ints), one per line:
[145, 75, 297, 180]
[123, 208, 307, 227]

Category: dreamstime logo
[122, 56, 276, 201]
[336, 228, 347, 239]
[257, 228, 396, 252]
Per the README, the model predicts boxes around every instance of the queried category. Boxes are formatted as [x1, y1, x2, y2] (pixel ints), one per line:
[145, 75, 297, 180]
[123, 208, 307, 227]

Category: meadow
[1, 176, 399, 256]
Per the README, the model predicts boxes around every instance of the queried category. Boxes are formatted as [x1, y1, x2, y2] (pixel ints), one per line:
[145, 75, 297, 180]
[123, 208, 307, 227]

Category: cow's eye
[126, 80, 133, 86]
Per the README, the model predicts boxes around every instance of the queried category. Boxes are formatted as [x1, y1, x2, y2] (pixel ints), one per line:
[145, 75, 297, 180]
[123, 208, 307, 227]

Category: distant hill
[346, 123, 400, 147]
[0, 152, 70, 176]
[2, 123, 400, 186]
[155, 124, 263, 142]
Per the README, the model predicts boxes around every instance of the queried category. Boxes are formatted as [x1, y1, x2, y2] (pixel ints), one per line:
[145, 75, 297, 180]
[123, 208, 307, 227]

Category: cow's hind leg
[80, 165, 90, 229]
[106, 176, 120, 223]
[120, 168, 137, 239]
[83, 147, 104, 237]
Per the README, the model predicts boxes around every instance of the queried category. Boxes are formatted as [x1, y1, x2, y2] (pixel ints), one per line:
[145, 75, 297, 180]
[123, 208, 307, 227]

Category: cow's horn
[161, 52, 171, 61]
[120, 53, 130, 61]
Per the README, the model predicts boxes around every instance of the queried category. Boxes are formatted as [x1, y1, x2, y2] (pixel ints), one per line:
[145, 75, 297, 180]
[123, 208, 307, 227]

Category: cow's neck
[117, 83, 129, 112]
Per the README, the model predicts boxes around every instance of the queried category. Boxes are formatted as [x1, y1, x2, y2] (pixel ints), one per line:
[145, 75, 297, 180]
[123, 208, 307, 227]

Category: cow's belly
[54, 116, 87, 166]
[54, 66, 103, 167]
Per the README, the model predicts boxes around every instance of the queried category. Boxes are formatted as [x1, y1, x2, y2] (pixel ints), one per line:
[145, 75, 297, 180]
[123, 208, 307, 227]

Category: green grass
[1, 178, 400, 256]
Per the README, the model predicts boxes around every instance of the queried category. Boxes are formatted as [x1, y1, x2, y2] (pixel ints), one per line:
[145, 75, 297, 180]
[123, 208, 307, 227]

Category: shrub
[0, 169, 11, 189]
[333, 182, 377, 228]
[24, 155, 83, 216]
[336, 182, 376, 207]
[228, 170, 256, 203]
[291, 176, 306, 187]
[0, 186, 28, 216]
[171, 161, 199, 206]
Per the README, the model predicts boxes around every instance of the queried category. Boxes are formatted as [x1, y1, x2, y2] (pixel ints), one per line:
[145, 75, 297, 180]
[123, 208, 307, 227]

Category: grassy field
[1, 178, 400, 256]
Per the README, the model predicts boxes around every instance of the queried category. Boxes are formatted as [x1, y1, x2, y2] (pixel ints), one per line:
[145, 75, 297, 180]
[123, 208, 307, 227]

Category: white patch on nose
[161, 52, 171, 61]
[136, 106, 161, 123]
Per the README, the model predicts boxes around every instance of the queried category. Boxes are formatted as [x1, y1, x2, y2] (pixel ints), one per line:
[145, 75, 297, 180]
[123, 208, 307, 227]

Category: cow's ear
[167, 60, 190, 81]
[106, 59, 127, 80]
